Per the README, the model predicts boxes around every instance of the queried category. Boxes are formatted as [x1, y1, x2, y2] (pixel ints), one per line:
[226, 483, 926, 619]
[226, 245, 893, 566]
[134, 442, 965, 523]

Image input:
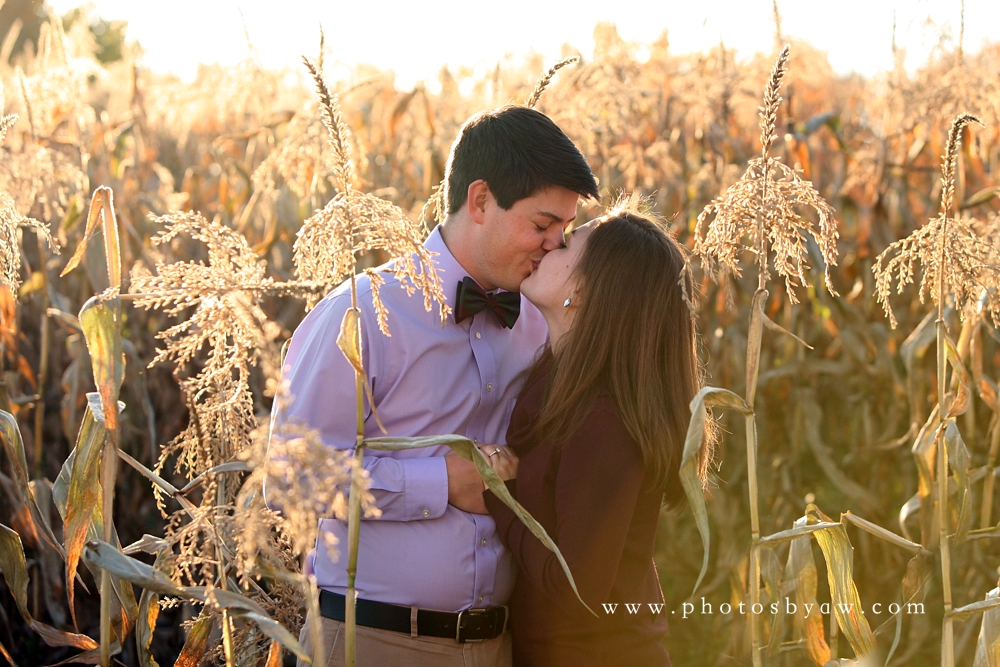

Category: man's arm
[265, 289, 451, 521]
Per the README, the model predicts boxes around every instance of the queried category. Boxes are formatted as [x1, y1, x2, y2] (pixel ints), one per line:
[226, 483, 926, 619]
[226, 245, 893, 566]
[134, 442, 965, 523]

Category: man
[270, 104, 598, 667]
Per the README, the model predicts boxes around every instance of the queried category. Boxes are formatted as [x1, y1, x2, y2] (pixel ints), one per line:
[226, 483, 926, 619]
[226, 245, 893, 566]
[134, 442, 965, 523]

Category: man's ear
[466, 180, 491, 225]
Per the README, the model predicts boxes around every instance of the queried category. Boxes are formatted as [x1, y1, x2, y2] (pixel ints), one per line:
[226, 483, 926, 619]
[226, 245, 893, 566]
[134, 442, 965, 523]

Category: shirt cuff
[403, 456, 449, 521]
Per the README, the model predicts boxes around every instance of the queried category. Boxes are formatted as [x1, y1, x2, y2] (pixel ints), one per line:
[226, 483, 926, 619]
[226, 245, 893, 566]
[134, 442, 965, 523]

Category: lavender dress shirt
[268, 226, 548, 611]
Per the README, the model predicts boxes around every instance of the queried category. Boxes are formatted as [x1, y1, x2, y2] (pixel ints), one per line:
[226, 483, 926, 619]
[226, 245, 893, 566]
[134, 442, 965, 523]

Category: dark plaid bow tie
[455, 276, 521, 329]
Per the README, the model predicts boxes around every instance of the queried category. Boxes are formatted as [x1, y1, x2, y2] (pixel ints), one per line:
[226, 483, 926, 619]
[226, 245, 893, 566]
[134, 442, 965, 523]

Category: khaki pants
[296, 611, 512, 667]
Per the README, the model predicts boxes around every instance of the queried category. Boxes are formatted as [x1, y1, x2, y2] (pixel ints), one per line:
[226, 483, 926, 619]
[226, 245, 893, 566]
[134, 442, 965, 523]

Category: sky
[48, 1, 998, 89]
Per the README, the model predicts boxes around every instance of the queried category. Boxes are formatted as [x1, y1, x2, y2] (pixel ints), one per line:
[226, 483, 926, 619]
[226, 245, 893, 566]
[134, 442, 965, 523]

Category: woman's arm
[483, 399, 646, 614]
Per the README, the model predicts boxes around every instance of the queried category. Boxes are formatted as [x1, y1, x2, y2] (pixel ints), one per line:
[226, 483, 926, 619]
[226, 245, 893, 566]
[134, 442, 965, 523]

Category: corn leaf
[762, 311, 813, 349]
[970, 318, 998, 410]
[366, 434, 597, 616]
[944, 335, 971, 418]
[681, 386, 752, 597]
[79, 295, 125, 432]
[47, 641, 122, 665]
[805, 505, 877, 658]
[911, 406, 940, 543]
[336, 307, 385, 433]
[136, 585, 160, 667]
[841, 511, 930, 555]
[786, 516, 830, 665]
[961, 186, 1000, 209]
[745, 288, 767, 405]
[898, 492, 921, 543]
[901, 309, 937, 426]
[83, 540, 309, 660]
[134, 539, 170, 667]
[60, 187, 120, 289]
[60, 393, 107, 628]
[944, 420, 973, 543]
[229, 609, 310, 663]
[949, 594, 1000, 623]
[757, 522, 842, 546]
[0, 523, 98, 651]
[973, 586, 1000, 667]
[172, 613, 214, 667]
[0, 410, 64, 557]
[0, 640, 16, 667]
[265, 640, 282, 667]
[82, 540, 188, 598]
[759, 546, 785, 658]
[336, 307, 363, 376]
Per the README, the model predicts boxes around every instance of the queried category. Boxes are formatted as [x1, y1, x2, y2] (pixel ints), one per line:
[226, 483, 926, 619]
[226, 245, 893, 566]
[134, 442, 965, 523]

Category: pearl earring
[563, 297, 572, 307]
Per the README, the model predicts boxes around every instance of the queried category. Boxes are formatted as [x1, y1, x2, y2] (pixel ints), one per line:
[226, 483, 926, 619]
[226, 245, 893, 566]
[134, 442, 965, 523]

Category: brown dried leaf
[60, 187, 120, 289]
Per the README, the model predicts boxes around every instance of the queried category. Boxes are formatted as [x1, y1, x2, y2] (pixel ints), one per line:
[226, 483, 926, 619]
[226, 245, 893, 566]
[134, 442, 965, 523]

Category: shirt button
[422, 509, 430, 517]
[475, 332, 482, 339]
[486, 383, 493, 392]
[481, 538, 487, 546]
[479, 596, 484, 603]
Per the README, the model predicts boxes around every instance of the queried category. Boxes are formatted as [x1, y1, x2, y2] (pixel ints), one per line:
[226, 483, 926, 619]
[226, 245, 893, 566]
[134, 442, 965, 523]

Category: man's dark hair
[443, 105, 599, 214]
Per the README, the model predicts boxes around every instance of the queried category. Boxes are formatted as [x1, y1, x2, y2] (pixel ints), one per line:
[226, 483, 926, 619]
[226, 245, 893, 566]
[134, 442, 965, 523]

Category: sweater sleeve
[483, 400, 647, 615]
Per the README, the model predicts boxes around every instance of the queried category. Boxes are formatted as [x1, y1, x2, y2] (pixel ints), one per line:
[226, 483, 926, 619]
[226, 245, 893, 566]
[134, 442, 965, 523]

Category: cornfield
[0, 5, 999, 667]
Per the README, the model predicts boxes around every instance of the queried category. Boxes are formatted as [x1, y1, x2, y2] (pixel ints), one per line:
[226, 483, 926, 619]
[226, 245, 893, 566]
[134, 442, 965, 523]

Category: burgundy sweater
[483, 366, 671, 667]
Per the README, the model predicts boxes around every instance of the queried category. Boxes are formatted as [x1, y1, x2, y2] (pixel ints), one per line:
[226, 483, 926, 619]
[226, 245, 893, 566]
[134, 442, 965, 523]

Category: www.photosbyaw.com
[600, 598, 926, 619]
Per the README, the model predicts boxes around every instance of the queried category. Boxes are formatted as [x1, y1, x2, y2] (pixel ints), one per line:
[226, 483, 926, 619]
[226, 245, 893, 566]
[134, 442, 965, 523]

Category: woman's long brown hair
[527, 200, 713, 508]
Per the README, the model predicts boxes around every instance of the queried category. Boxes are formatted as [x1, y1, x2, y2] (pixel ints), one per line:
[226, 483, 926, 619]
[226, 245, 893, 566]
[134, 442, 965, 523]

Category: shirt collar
[423, 225, 471, 315]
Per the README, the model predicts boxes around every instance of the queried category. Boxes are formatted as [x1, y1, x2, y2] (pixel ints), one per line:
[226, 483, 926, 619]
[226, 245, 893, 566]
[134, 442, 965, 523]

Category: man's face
[476, 185, 580, 292]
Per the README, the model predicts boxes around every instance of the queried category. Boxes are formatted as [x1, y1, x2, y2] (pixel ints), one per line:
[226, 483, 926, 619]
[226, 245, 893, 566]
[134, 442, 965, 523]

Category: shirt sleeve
[265, 288, 449, 522]
[483, 401, 646, 615]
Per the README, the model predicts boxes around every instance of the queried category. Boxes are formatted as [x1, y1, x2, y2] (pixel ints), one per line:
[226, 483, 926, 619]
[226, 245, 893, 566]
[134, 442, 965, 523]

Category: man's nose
[540, 224, 566, 251]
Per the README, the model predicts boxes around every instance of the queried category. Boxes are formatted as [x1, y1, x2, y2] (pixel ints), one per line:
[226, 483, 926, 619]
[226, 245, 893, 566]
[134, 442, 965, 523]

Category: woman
[479, 200, 714, 667]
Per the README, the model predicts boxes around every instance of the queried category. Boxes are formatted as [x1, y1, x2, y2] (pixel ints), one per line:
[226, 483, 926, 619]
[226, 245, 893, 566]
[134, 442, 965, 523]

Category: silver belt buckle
[456, 608, 486, 643]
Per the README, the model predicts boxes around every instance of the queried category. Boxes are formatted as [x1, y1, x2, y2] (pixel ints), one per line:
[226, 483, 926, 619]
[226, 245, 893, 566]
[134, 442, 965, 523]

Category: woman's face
[520, 220, 597, 311]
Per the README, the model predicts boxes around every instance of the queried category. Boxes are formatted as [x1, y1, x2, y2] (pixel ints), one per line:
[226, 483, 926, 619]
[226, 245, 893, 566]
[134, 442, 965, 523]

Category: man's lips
[530, 260, 540, 272]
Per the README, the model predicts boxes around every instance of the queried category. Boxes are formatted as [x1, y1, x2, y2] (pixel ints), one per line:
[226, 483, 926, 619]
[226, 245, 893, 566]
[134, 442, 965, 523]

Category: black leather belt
[319, 590, 508, 643]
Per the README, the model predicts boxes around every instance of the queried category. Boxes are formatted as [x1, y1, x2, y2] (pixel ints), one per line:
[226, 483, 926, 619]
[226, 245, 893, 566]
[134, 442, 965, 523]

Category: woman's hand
[478, 445, 519, 483]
